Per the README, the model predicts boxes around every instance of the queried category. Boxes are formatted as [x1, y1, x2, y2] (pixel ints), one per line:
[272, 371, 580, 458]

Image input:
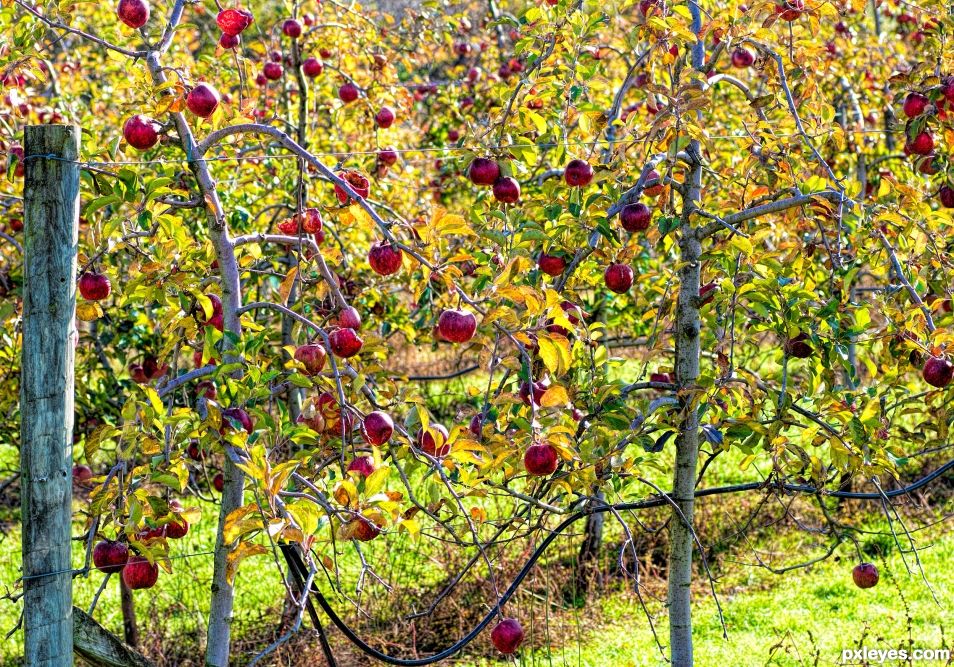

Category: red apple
[368, 240, 403, 275]
[362, 410, 393, 445]
[468, 157, 500, 186]
[493, 177, 520, 203]
[129, 364, 148, 384]
[469, 414, 483, 436]
[519, 379, 548, 406]
[164, 519, 188, 539]
[775, 0, 804, 21]
[263, 62, 283, 80]
[329, 327, 363, 357]
[294, 343, 327, 375]
[620, 203, 651, 232]
[122, 556, 158, 590]
[491, 618, 525, 654]
[378, 147, 398, 166]
[221, 407, 254, 434]
[922, 356, 953, 388]
[79, 272, 111, 301]
[186, 83, 220, 118]
[852, 562, 878, 589]
[333, 306, 361, 330]
[339, 82, 359, 103]
[416, 423, 450, 456]
[302, 57, 323, 77]
[644, 169, 664, 195]
[334, 170, 370, 203]
[347, 456, 375, 477]
[217, 8, 254, 36]
[731, 47, 754, 67]
[604, 263, 634, 293]
[905, 131, 934, 156]
[72, 464, 93, 485]
[564, 159, 593, 187]
[437, 308, 477, 343]
[93, 540, 129, 573]
[784, 332, 813, 358]
[351, 517, 380, 541]
[939, 185, 954, 208]
[281, 18, 302, 38]
[524, 443, 558, 476]
[375, 106, 395, 128]
[122, 115, 160, 150]
[117, 0, 149, 28]
[212, 473, 224, 492]
[538, 253, 566, 277]
[219, 32, 240, 49]
[902, 92, 928, 118]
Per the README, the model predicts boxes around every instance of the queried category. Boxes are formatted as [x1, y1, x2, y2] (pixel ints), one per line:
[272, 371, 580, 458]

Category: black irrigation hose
[280, 458, 954, 666]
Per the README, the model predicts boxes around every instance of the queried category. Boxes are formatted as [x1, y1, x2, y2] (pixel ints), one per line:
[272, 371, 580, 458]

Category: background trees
[1, 0, 953, 664]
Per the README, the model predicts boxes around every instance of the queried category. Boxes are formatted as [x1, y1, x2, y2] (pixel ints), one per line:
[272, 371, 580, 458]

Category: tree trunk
[574, 490, 605, 593]
[20, 124, 80, 667]
[120, 577, 139, 647]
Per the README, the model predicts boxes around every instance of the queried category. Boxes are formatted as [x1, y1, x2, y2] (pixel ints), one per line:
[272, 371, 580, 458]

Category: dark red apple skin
[604, 263, 634, 293]
[378, 148, 398, 166]
[375, 106, 395, 128]
[79, 272, 112, 301]
[524, 443, 558, 476]
[339, 82, 359, 103]
[362, 411, 394, 445]
[263, 62, 283, 80]
[469, 414, 482, 436]
[902, 92, 928, 118]
[490, 618, 525, 654]
[294, 343, 327, 375]
[122, 556, 159, 590]
[351, 517, 380, 541]
[117, 0, 150, 28]
[564, 159, 593, 187]
[416, 424, 450, 457]
[493, 177, 520, 203]
[213, 473, 225, 492]
[72, 464, 93, 485]
[217, 8, 254, 36]
[302, 57, 323, 77]
[437, 309, 477, 343]
[333, 306, 362, 330]
[281, 18, 302, 38]
[329, 328, 363, 357]
[347, 456, 375, 477]
[519, 380, 547, 406]
[731, 47, 754, 67]
[784, 332, 813, 358]
[620, 203, 651, 232]
[643, 169, 664, 195]
[939, 185, 954, 209]
[93, 540, 129, 573]
[219, 32, 240, 49]
[186, 83, 220, 118]
[468, 158, 500, 186]
[538, 253, 566, 276]
[852, 562, 878, 589]
[904, 131, 934, 156]
[123, 115, 160, 150]
[368, 241, 403, 275]
[922, 356, 954, 388]
[164, 519, 189, 539]
[221, 407, 254, 434]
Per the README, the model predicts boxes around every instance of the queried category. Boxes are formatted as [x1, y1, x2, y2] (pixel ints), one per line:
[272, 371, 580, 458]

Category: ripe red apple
[329, 327, 363, 357]
[416, 423, 450, 456]
[117, 0, 150, 28]
[538, 253, 566, 277]
[852, 562, 878, 589]
[333, 306, 361, 330]
[122, 115, 160, 150]
[731, 47, 754, 67]
[438, 308, 477, 343]
[468, 157, 500, 186]
[493, 177, 521, 203]
[564, 159, 593, 187]
[604, 263, 634, 293]
[922, 356, 953, 388]
[294, 343, 327, 375]
[72, 464, 93, 485]
[351, 517, 380, 541]
[302, 57, 323, 77]
[347, 456, 375, 478]
[620, 202, 651, 232]
[263, 62, 283, 80]
[375, 106, 395, 128]
[217, 7, 253, 35]
[219, 32, 240, 49]
[212, 473, 224, 492]
[362, 410, 393, 445]
[904, 131, 934, 156]
[368, 241, 403, 275]
[339, 82, 359, 103]
[282, 18, 302, 37]
[939, 185, 954, 208]
[334, 170, 370, 203]
[79, 271, 111, 301]
[524, 443, 558, 476]
[164, 519, 188, 539]
[122, 556, 158, 590]
[643, 169, 664, 195]
[195, 380, 216, 399]
[221, 407, 254, 434]
[93, 540, 129, 573]
[519, 379, 548, 406]
[197, 293, 224, 331]
[784, 332, 813, 358]
[469, 414, 482, 436]
[186, 83, 220, 118]
[378, 147, 398, 166]
[490, 618, 524, 654]
[129, 363, 148, 383]
[775, 0, 804, 21]
[902, 92, 928, 118]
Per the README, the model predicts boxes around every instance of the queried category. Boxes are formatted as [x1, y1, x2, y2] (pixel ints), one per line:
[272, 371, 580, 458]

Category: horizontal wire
[8, 548, 217, 582]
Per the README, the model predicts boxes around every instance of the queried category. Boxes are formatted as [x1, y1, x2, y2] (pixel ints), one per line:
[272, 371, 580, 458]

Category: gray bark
[73, 607, 154, 667]
[20, 124, 80, 667]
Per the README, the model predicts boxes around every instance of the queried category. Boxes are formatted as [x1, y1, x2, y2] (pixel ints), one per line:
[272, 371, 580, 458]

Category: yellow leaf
[76, 301, 103, 321]
[278, 266, 298, 306]
[226, 542, 267, 584]
[540, 385, 570, 407]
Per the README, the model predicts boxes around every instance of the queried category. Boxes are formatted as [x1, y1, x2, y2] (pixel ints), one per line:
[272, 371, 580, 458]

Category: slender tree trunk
[120, 577, 139, 647]
[575, 490, 606, 593]
[20, 124, 80, 667]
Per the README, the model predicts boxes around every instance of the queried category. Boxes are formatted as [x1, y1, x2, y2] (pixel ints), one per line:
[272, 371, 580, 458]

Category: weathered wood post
[20, 124, 80, 666]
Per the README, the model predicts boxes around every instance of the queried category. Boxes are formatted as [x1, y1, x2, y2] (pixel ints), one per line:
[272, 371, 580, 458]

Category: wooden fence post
[20, 124, 80, 666]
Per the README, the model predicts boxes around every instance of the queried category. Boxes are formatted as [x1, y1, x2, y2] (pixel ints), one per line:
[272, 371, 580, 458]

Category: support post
[20, 124, 81, 666]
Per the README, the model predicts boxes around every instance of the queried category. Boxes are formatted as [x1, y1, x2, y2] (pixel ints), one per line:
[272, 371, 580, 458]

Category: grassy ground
[2, 440, 952, 666]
